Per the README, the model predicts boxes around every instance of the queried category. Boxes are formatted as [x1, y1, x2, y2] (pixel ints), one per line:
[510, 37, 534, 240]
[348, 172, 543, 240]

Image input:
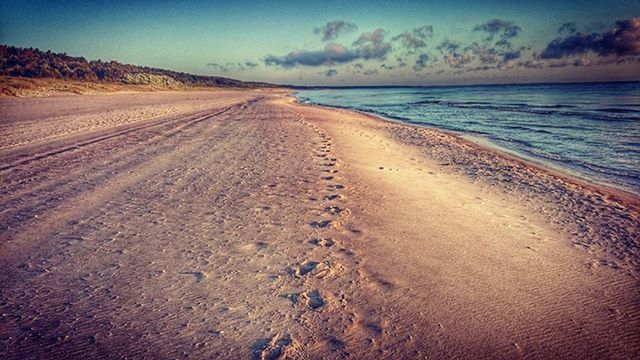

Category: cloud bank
[207, 61, 258, 72]
[540, 17, 640, 59]
[473, 19, 521, 42]
[325, 69, 338, 77]
[314, 20, 357, 41]
[413, 54, 430, 71]
[392, 25, 433, 50]
[260, 17, 640, 78]
[264, 28, 391, 67]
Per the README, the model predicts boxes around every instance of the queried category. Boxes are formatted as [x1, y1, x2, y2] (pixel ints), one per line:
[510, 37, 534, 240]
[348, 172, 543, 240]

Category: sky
[1, 0, 640, 85]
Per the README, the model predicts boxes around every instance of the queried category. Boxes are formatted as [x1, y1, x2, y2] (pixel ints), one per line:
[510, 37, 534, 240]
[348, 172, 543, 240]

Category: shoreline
[1, 90, 638, 358]
[281, 93, 640, 356]
[6, 82, 637, 202]
[290, 94, 639, 273]
[294, 96, 640, 206]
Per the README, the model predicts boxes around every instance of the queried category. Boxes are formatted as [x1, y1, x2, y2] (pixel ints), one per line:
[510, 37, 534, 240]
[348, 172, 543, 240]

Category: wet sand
[0, 90, 638, 359]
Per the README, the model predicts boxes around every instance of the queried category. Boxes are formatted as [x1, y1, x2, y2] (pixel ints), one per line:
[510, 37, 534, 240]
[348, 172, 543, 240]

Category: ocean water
[295, 82, 640, 196]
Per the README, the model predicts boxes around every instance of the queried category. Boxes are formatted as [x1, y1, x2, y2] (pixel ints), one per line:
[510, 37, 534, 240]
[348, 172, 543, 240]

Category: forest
[0, 45, 275, 88]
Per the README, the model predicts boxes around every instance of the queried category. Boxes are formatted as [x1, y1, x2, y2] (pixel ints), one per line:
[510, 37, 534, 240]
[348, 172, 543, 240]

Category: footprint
[323, 337, 347, 354]
[238, 242, 268, 254]
[253, 206, 271, 213]
[310, 220, 333, 228]
[301, 290, 324, 310]
[252, 333, 295, 360]
[281, 290, 325, 310]
[313, 261, 341, 280]
[325, 206, 346, 215]
[180, 271, 207, 283]
[290, 260, 318, 277]
[281, 292, 299, 305]
[309, 237, 335, 247]
[364, 272, 396, 292]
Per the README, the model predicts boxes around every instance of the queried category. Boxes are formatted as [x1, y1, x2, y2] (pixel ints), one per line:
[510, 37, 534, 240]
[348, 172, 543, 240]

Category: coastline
[1, 90, 638, 358]
[295, 96, 640, 202]
[292, 97, 639, 272]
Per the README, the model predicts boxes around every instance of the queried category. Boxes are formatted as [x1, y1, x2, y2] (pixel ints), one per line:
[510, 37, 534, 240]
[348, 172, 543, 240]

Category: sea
[295, 82, 640, 196]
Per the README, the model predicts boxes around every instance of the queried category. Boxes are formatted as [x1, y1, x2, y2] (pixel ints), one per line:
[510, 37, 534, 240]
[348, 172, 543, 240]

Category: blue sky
[2, 0, 639, 85]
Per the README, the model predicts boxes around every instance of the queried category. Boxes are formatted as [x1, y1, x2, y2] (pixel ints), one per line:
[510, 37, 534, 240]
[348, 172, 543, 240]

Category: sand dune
[0, 90, 638, 359]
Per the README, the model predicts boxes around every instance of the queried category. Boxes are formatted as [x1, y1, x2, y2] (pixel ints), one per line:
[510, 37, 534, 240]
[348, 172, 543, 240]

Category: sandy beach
[0, 89, 638, 359]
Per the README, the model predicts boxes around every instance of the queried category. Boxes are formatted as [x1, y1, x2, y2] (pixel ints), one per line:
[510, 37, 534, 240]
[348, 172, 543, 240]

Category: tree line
[0, 45, 275, 88]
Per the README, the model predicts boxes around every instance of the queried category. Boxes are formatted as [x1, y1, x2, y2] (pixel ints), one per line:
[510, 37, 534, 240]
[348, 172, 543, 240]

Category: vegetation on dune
[0, 45, 277, 88]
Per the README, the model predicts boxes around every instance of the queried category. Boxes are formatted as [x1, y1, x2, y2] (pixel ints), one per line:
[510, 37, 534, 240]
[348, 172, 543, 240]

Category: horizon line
[286, 79, 640, 89]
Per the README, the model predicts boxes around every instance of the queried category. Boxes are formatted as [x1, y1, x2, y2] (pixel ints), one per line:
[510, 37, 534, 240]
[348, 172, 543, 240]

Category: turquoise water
[295, 82, 640, 195]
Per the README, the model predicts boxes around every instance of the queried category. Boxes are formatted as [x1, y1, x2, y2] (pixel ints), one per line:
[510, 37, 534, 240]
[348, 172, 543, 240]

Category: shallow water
[296, 82, 640, 195]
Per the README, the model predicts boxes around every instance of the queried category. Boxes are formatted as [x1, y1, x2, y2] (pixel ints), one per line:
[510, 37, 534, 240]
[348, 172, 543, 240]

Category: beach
[0, 89, 638, 359]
